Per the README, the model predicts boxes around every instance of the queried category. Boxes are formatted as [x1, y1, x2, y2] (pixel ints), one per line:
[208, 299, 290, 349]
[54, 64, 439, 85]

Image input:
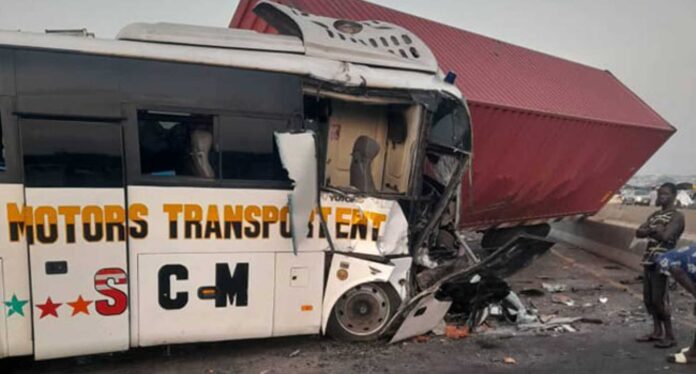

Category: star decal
[67, 295, 92, 316]
[36, 297, 62, 319]
[4, 294, 28, 317]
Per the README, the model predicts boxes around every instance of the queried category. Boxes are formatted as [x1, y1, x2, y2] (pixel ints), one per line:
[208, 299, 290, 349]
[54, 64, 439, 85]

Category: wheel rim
[334, 283, 391, 336]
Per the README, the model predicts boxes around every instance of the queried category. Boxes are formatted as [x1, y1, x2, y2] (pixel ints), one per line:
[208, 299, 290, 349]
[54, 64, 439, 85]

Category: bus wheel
[327, 282, 398, 342]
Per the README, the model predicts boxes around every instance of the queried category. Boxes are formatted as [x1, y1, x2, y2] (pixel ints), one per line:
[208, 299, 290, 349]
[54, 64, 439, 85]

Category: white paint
[137, 252, 275, 346]
[0, 184, 33, 358]
[389, 293, 451, 343]
[387, 257, 412, 302]
[321, 254, 394, 333]
[257, 0, 438, 73]
[117, 22, 305, 54]
[25, 188, 129, 360]
[272, 252, 324, 337]
[0, 30, 462, 98]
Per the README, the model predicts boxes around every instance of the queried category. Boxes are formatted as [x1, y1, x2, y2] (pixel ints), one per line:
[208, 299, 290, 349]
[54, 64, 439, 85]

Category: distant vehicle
[621, 188, 652, 206]
[676, 190, 694, 208]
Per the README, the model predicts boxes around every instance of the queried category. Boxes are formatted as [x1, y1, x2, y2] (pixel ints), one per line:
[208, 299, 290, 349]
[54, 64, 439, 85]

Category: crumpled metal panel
[232, 0, 674, 229]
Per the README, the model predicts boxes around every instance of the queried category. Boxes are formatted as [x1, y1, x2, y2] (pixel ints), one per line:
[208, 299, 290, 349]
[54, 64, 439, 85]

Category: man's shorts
[657, 244, 696, 283]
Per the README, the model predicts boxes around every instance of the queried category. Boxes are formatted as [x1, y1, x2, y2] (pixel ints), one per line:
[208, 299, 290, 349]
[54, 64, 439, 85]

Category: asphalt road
[4, 244, 696, 373]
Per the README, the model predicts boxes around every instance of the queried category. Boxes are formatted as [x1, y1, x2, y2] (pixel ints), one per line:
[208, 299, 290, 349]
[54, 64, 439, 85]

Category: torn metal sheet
[305, 193, 409, 257]
[389, 293, 452, 344]
[275, 131, 318, 253]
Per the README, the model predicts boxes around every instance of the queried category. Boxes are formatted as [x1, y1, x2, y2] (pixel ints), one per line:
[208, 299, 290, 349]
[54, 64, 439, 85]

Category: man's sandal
[667, 352, 695, 364]
[655, 339, 677, 349]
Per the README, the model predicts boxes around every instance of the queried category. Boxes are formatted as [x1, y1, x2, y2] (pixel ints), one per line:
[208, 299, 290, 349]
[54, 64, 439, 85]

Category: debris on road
[445, 325, 470, 339]
[542, 282, 567, 293]
[288, 349, 301, 358]
[519, 288, 545, 297]
[551, 294, 575, 306]
[599, 296, 608, 304]
[414, 335, 430, 343]
[503, 356, 517, 365]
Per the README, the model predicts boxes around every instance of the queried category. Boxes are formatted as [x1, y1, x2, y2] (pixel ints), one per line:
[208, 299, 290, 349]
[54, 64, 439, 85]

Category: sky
[0, 0, 694, 175]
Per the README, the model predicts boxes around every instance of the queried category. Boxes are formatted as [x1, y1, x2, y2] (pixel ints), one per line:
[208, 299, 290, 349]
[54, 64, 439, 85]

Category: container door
[20, 118, 129, 360]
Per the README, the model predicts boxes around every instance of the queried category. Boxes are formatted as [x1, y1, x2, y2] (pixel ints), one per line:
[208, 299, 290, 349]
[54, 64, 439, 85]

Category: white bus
[0, 1, 512, 360]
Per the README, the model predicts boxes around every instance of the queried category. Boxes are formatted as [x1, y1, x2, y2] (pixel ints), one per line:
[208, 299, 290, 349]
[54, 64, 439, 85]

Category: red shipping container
[231, 0, 674, 230]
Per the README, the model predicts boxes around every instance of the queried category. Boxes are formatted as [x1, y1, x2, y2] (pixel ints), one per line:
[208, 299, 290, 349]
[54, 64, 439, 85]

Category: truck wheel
[326, 282, 399, 342]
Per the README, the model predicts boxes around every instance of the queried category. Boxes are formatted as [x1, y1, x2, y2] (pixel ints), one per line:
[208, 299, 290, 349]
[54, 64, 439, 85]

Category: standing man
[635, 183, 685, 348]
[658, 245, 696, 364]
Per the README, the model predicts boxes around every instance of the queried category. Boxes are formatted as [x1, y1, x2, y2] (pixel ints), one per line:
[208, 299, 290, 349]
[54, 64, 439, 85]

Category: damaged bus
[0, 1, 551, 360]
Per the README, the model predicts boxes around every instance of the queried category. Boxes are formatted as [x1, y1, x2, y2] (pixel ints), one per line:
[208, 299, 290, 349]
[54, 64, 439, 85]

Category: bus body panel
[272, 251, 324, 337]
[24, 188, 129, 360]
[137, 252, 275, 346]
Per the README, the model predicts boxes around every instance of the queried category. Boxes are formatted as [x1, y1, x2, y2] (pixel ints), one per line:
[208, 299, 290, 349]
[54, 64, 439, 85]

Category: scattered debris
[445, 325, 470, 339]
[414, 335, 430, 343]
[519, 288, 545, 297]
[542, 282, 567, 293]
[561, 324, 577, 333]
[289, 349, 301, 358]
[503, 357, 517, 365]
[551, 294, 575, 307]
[599, 297, 608, 304]
[603, 264, 622, 270]
[583, 303, 593, 308]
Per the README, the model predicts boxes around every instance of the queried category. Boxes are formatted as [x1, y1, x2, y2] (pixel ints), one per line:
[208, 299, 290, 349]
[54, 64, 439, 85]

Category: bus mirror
[275, 131, 318, 254]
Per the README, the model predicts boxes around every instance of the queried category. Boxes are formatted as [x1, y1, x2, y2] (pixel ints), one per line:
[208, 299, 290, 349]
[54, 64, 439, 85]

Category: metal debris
[551, 294, 575, 307]
[542, 282, 567, 293]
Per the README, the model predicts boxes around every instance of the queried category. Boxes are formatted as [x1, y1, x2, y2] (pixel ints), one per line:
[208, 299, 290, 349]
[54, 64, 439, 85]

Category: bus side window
[138, 110, 217, 179]
[0, 115, 5, 172]
[22, 120, 123, 188]
[219, 117, 289, 183]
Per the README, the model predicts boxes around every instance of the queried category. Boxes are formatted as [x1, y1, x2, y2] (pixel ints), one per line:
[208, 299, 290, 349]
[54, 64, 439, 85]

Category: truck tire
[326, 282, 400, 342]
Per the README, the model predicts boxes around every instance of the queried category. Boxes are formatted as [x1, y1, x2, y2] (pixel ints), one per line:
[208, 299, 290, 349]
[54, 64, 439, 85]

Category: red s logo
[94, 268, 128, 316]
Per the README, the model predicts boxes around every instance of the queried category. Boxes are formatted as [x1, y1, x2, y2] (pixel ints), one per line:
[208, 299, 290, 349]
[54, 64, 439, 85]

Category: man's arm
[650, 213, 685, 243]
[636, 216, 654, 238]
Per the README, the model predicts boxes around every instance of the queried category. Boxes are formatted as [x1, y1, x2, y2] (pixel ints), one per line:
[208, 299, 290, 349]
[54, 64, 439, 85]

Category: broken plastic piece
[551, 294, 575, 307]
[541, 282, 567, 293]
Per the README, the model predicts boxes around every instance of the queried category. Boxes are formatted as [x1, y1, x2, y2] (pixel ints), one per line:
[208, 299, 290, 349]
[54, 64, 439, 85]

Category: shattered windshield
[429, 99, 471, 153]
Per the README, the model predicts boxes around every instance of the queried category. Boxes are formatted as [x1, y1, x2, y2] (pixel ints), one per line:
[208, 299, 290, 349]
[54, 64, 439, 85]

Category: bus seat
[349, 135, 380, 193]
[190, 128, 215, 178]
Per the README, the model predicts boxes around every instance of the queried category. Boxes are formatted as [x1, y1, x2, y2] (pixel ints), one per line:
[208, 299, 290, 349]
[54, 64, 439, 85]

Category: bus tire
[326, 282, 400, 342]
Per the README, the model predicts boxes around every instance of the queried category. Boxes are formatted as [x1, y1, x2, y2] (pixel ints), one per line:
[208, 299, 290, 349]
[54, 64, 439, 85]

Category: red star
[67, 295, 92, 316]
[36, 297, 62, 319]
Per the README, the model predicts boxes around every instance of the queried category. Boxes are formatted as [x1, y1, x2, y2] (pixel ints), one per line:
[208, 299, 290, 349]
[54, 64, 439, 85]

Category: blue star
[5, 294, 29, 317]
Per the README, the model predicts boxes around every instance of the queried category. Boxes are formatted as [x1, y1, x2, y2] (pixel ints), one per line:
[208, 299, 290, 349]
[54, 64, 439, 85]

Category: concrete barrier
[551, 213, 696, 271]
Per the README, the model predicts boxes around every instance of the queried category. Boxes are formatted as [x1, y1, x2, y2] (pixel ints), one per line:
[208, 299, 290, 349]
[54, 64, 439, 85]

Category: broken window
[310, 98, 418, 195]
[138, 110, 217, 179]
[219, 116, 289, 183]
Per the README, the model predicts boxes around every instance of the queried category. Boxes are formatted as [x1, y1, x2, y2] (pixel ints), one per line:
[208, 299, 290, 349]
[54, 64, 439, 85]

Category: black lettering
[205, 220, 222, 239]
[158, 264, 188, 310]
[129, 220, 148, 239]
[244, 221, 260, 239]
[185, 220, 202, 239]
[224, 221, 242, 239]
[215, 263, 248, 307]
[65, 223, 76, 243]
[336, 222, 349, 239]
[36, 224, 58, 244]
[83, 222, 103, 242]
[350, 223, 368, 240]
[106, 222, 125, 242]
[168, 221, 178, 239]
[280, 220, 291, 238]
[9, 222, 26, 242]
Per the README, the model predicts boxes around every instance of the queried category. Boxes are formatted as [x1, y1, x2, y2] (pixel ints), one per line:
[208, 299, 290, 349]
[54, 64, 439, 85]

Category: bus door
[20, 118, 129, 360]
